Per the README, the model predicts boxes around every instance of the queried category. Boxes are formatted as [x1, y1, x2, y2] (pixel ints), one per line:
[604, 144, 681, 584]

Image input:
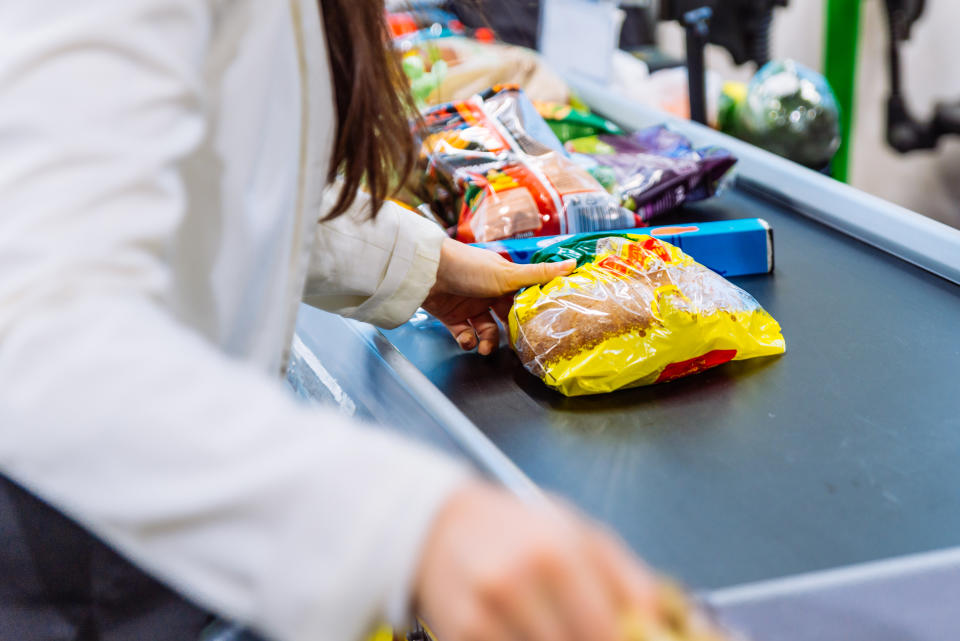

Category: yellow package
[508, 234, 785, 396]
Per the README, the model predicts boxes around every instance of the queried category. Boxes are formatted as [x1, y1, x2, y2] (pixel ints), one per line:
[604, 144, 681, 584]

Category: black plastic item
[883, 0, 960, 152]
[682, 7, 712, 125]
[660, 0, 788, 66]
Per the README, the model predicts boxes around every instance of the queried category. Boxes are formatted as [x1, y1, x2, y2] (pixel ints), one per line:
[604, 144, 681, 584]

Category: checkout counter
[289, 79, 960, 640]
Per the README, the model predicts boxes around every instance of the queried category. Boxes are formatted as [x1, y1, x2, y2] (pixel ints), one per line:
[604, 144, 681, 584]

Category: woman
[0, 2, 659, 641]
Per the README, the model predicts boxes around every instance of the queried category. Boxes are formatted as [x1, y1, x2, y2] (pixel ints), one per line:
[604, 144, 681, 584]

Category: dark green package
[533, 101, 623, 143]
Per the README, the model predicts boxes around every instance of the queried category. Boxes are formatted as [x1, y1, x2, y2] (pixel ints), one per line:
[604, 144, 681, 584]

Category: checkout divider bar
[564, 74, 960, 287]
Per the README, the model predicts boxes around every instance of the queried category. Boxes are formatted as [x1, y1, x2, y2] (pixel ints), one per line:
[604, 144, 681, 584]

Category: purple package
[566, 126, 737, 222]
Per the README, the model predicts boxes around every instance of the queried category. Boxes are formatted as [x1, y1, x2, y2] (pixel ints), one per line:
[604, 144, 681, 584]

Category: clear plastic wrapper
[726, 60, 841, 169]
[566, 127, 736, 223]
[509, 234, 784, 396]
[413, 85, 638, 243]
[532, 100, 623, 143]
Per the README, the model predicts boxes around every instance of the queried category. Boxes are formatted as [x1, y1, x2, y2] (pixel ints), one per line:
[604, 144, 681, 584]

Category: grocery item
[474, 218, 774, 277]
[622, 579, 734, 641]
[566, 127, 737, 223]
[413, 86, 638, 243]
[725, 59, 841, 169]
[509, 234, 784, 396]
[397, 37, 569, 107]
[533, 101, 623, 143]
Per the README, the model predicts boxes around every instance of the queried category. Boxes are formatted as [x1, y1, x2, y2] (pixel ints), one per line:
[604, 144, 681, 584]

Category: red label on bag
[655, 349, 737, 383]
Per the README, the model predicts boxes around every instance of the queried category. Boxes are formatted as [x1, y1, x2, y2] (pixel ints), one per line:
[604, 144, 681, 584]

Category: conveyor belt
[288, 77, 960, 641]
[380, 184, 960, 590]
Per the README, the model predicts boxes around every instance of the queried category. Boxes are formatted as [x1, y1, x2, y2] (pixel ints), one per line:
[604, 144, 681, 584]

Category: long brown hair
[319, 0, 419, 220]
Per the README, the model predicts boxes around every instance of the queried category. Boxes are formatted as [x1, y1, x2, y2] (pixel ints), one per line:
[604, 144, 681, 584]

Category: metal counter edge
[344, 319, 545, 504]
[706, 544, 960, 606]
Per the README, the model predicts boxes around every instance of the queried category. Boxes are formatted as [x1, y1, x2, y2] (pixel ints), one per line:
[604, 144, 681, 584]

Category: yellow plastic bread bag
[508, 233, 785, 396]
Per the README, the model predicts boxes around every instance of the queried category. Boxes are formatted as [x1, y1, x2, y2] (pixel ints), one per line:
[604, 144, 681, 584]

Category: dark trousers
[0, 474, 213, 640]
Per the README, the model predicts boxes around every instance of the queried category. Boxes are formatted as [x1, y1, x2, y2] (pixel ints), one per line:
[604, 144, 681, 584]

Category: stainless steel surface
[708, 547, 960, 641]
[291, 306, 540, 499]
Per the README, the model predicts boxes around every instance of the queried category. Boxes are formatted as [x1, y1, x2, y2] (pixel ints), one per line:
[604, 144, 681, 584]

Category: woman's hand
[414, 483, 660, 641]
[422, 239, 575, 355]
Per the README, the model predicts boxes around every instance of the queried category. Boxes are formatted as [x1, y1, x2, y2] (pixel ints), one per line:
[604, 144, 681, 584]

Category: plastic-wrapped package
[533, 101, 623, 143]
[397, 37, 570, 107]
[566, 127, 736, 223]
[725, 60, 841, 169]
[474, 219, 774, 277]
[509, 234, 784, 396]
[414, 86, 638, 243]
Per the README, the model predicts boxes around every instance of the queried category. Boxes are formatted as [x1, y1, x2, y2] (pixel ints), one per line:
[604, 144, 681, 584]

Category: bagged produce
[509, 234, 784, 396]
[414, 85, 638, 243]
[566, 127, 736, 223]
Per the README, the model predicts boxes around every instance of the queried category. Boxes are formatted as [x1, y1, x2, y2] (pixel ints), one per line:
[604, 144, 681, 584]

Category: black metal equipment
[883, 0, 960, 152]
[656, 1, 788, 127]
[682, 7, 712, 125]
[659, 0, 789, 67]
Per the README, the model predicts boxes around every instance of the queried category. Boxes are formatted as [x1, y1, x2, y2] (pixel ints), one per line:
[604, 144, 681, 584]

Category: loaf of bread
[509, 235, 785, 396]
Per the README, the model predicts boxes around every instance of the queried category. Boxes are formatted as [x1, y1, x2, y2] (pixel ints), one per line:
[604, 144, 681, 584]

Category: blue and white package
[474, 218, 773, 277]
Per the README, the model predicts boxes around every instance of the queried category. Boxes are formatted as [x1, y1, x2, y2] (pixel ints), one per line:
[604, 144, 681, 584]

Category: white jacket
[0, 2, 471, 641]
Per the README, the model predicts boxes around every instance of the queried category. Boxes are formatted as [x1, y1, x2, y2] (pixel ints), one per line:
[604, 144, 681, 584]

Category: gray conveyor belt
[289, 79, 960, 641]
[376, 184, 960, 590]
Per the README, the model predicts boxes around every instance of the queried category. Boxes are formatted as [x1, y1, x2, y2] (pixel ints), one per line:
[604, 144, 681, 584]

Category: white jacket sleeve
[0, 3, 471, 641]
[304, 186, 447, 329]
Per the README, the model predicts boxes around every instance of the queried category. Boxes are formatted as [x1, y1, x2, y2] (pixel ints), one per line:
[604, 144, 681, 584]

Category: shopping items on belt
[533, 101, 623, 143]
[412, 85, 639, 243]
[566, 127, 736, 223]
[397, 37, 569, 107]
[474, 218, 773, 277]
[721, 60, 841, 170]
[509, 234, 784, 396]
[387, 8, 463, 40]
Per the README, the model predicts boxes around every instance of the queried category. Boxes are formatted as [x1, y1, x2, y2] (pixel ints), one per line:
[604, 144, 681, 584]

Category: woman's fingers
[469, 310, 500, 356]
[492, 578, 570, 641]
[443, 318, 477, 351]
[492, 295, 514, 325]
[414, 485, 666, 641]
[550, 550, 619, 641]
[504, 259, 576, 292]
[438, 310, 499, 354]
[586, 528, 660, 618]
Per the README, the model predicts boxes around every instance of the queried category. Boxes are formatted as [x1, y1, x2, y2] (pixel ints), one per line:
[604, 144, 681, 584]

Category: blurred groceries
[405, 85, 737, 244]
[719, 60, 842, 170]
[410, 86, 631, 243]
[386, 8, 739, 243]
